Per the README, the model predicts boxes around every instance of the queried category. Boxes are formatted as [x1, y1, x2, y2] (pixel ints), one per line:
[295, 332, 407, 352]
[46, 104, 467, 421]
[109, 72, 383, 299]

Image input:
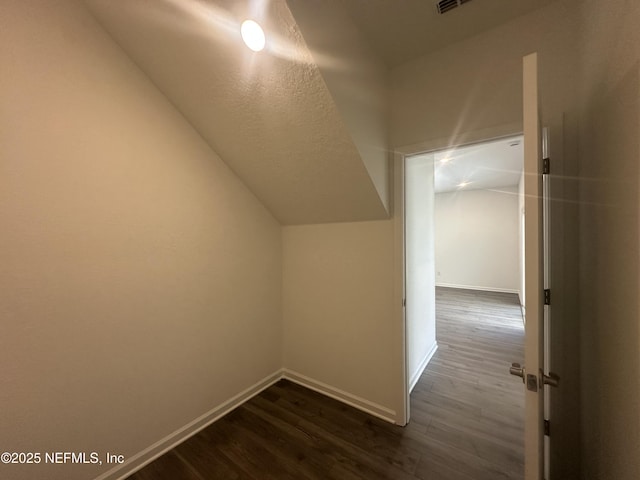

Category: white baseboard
[409, 342, 438, 393]
[282, 369, 396, 424]
[93, 368, 399, 480]
[95, 370, 282, 480]
[436, 282, 519, 295]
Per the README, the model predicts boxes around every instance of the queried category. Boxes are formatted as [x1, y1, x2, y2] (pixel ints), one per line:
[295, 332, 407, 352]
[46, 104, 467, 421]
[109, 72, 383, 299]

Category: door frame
[393, 53, 548, 480]
[523, 51, 545, 479]
[393, 121, 525, 426]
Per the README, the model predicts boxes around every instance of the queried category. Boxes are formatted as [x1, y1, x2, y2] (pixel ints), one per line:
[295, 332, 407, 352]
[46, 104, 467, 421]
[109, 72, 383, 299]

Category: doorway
[404, 135, 525, 393]
[401, 135, 526, 476]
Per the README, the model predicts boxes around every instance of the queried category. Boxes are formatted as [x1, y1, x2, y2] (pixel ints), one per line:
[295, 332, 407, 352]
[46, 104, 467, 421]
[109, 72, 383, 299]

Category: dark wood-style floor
[127, 287, 524, 480]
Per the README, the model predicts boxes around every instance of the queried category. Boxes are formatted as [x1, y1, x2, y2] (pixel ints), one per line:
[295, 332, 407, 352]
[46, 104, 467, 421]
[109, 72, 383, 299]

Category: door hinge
[544, 419, 551, 436]
[544, 289, 551, 305]
[402, 298, 406, 307]
[543, 157, 550, 174]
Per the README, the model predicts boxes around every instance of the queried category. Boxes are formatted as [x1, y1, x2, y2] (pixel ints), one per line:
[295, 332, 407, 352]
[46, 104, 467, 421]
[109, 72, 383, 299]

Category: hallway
[409, 287, 525, 479]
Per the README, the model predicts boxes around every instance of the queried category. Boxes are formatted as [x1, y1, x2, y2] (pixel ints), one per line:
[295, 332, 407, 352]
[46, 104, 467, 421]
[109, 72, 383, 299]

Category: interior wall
[390, 1, 582, 476]
[405, 154, 437, 391]
[390, 0, 579, 150]
[0, 2, 282, 480]
[577, 0, 640, 478]
[518, 173, 526, 306]
[434, 186, 520, 293]
[282, 220, 396, 417]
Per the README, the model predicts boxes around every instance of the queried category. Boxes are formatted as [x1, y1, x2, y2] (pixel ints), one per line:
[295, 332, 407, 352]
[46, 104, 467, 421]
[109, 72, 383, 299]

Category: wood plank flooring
[126, 287, 524, 480]
[411, 287, 525, 480]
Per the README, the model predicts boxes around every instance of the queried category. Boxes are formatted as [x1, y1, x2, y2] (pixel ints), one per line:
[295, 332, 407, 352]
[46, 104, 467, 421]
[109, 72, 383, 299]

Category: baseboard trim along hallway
[96, 368, 396, 480]
[409, 342, 438, 393]
[435, 282, 519, 295]
[282, 369, 397, 424]
[95, 371, 283, 480]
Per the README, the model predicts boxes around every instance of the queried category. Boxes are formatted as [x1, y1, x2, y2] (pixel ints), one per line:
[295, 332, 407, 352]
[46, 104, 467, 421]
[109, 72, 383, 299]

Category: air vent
[437, 0, 473, 15]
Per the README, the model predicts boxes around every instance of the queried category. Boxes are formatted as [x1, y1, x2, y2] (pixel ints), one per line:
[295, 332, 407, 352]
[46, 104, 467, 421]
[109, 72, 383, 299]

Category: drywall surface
[390, 0, 580, 150]
[282, 220, 396, 415]
[337, 0, 559, 69]
[0, 1, 282, 479]
[405, 154, 437, 388]
[287, 0, 390, 212]
[86, 0, 388, 225]
[518, 174, 525, 306]
[435, 187, 520, 293]
[577, 0, 640, 478]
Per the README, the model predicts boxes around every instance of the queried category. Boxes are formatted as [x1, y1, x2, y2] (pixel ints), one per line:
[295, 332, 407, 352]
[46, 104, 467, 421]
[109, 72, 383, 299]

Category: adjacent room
[404, 136, 526, 477]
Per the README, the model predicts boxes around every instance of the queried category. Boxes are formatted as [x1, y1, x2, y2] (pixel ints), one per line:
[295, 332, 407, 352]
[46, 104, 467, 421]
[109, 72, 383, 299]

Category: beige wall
[577, 0, 640, 478]
[0, 2, 282, 479]
[435, 187, 520, 293]
[279, 2, 396, 419]
[282, 220, 397, 418]
[390, 0, 579, 151]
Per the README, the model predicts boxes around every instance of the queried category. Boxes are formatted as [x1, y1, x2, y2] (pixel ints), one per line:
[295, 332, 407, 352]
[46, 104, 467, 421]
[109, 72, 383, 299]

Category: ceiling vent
[437, 0, 473, 15]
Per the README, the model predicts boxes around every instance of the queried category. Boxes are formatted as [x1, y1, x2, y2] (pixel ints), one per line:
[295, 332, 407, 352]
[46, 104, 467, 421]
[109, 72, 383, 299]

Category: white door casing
[523, 52, 545, 479]
[542, 126, 552, 479]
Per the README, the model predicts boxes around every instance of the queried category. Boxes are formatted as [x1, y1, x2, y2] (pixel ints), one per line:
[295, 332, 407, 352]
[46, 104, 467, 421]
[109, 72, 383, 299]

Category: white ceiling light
[457, 181, 471, 188]
[241, 20, 265, 52]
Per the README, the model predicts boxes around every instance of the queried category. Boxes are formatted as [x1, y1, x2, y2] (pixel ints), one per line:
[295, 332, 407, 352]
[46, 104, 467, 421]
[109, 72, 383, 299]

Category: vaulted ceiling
[86, 0, 388, 225]
[85, 0, 556, 224]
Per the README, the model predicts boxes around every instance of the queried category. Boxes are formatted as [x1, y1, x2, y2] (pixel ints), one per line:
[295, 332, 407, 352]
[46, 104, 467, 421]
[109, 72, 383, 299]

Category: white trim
[93, 369, 400, 480]
[282, 369, 397, 424]
[394, 122, 524, 430]
[95, 370, 282, 480]
[408, 342, 438, 393]
[392, 151, 408, 426]
[395, 122, 523, 156]
[436, 282, 520, 295]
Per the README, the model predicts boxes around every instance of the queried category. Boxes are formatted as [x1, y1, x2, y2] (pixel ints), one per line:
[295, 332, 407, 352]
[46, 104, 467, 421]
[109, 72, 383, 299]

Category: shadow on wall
[580, 62, 640, 479]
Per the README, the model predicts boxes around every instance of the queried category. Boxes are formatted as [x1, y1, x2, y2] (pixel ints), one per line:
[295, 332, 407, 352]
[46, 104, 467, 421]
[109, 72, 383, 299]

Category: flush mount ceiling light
[241, 19, 265, 52]
[457, 181, 471, 188]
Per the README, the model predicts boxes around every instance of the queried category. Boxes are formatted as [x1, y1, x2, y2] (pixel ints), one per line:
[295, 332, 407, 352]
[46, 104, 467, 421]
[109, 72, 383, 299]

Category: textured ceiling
[85, 0, 555, 225]
[433, 136, 523, 194]
[336, 0, 560, 67]
[85, 0, 388, 225]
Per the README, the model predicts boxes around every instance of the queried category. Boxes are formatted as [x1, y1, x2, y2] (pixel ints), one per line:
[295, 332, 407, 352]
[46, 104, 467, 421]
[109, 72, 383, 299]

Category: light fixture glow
[457, 181, 471, 188]
[241, 20, 265, 52]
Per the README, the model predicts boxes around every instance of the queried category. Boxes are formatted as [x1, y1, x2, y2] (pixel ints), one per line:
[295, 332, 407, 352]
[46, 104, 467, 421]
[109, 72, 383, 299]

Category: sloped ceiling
[286, 0, 390, 213]
[85, 0, 560, 225]
[85, 0, 389, 225]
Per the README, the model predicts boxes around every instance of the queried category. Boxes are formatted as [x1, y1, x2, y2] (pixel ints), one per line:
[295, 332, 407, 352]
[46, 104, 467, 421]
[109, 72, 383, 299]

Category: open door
[514, 51, 559, 480]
